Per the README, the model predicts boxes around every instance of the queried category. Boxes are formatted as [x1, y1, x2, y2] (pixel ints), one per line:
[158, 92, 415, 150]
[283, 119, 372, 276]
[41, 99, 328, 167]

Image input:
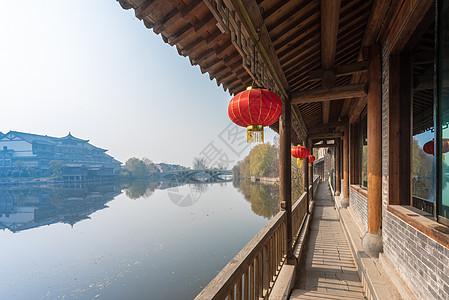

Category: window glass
[360, 109, 367, 188]
[439, 0, 449, 219]
[412, 131, 434, 202]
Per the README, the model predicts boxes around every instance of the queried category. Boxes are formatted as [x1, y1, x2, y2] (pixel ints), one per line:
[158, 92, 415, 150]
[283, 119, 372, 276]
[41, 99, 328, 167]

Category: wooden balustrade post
[362, 43, 383, 257]
[279, 98, 293, 261]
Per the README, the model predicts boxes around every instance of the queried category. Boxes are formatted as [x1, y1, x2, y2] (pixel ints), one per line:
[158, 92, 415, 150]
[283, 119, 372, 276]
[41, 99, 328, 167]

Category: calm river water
[0, 179, 279, 299]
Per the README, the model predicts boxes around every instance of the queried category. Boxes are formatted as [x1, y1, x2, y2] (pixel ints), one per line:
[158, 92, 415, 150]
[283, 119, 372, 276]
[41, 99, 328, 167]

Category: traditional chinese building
[116, 1, 448, 299]
[0, 131, 122, 177]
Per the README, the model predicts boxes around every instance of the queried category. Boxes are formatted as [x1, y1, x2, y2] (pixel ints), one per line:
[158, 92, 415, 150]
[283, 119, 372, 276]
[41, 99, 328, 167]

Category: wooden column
[367, 44, 382, 235]
[309, 155, 314, 201]
[350, 122, 360, 184]
[279, 99, 292, 259]
[343, 120, 349, 199]
[303, 153, 309, 212]
[335, 138, 341, 195]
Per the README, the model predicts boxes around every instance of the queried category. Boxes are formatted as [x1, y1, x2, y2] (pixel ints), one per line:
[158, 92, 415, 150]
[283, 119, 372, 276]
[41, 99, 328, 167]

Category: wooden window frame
[386, 1, 449, 247]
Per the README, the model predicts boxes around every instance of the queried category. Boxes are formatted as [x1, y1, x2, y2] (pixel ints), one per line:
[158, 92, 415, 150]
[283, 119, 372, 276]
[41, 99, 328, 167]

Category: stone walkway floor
[291, 182, 365, 299]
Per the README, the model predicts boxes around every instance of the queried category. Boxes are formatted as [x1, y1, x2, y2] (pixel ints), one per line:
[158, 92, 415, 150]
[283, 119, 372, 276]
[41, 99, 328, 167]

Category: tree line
[232, 140, 304, 202]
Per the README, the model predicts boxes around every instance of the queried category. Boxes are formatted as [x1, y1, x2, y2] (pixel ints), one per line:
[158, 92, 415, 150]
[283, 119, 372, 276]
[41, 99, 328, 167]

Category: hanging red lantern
[291, 145, 310, 168]
[423, 139, 449, 155]
[308, 155, 316, 166]
[228, 87, 282, 143]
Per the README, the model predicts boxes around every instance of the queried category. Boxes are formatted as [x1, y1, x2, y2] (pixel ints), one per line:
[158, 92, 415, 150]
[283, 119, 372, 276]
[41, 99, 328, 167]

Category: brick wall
[380, 42, 449, 300]
[384, 212, 449, 300]
[349, 188, 368, 231]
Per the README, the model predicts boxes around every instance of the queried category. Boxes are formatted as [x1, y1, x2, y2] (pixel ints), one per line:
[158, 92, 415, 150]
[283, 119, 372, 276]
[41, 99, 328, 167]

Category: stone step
[290, 289, 366, 299]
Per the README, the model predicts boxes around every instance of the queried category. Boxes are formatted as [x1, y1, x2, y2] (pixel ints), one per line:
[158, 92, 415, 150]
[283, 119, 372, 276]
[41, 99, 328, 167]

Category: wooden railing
[292, 192, 307, 242]
[196, 176, 322, 300]
[195, 211, 287, 300]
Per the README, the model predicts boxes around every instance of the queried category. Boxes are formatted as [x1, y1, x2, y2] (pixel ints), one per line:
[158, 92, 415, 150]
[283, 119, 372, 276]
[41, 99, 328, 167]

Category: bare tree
[192, 156, 207, 170]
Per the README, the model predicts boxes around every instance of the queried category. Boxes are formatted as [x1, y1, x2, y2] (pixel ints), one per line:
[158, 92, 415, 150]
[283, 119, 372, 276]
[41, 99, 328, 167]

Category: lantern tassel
[247, 125, 264, 143]
[297, 158, 303, 168]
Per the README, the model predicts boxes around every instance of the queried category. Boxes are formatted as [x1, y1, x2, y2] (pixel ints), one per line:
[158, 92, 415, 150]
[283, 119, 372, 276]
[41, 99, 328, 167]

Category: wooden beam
[291, 84, 367, 104]
[229, 0, 308, 137]
[362, 0, 392, 47]
[309, 61, 368, 81]
[311, 137, 340, 142]
[309, 133, 343, 140]
[385, 0, 434, 54]
[348, 96, 367, 123]
[321, 0, 341, 69]
[312, 121, 345, 129]
[321, 0, 341, 128]
[312, 144, 336, 149]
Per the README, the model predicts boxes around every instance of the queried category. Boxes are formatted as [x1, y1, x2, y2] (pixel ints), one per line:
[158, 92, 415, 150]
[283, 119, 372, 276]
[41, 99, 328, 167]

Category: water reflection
[0, 176, 234, 233]
[0, 183, 121, 232]
[0, 177, 276, 299]
[233, 179, 280, 219]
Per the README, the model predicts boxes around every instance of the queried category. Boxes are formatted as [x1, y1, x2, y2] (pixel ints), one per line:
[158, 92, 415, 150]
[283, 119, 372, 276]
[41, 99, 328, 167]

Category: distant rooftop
[1, 131, 109, 151]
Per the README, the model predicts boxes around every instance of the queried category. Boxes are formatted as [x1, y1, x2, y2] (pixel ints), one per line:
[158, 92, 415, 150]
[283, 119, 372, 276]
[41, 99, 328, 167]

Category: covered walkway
[291, 181, 365, 300]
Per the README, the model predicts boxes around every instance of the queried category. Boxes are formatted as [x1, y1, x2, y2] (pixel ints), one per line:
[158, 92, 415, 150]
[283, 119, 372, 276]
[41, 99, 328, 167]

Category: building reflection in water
[0, 182, 122, 233]
[0, 176, 234, 233]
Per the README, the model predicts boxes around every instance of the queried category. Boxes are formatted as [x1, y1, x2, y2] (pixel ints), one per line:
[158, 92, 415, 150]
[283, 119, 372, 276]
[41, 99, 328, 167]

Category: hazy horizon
[0, 0, 276, 168]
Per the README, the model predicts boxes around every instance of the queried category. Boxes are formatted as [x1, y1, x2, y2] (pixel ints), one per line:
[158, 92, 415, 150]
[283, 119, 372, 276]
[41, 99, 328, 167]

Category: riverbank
[249, 176, 279, 185]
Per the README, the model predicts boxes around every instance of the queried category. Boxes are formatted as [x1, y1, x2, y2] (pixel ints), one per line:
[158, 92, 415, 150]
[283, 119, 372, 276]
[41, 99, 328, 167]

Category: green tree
[124, 157, 148, 178]
[250, 144, 276, 177]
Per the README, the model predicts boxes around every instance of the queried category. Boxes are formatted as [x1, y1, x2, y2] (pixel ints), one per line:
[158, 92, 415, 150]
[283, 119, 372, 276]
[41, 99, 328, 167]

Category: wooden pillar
[343, 120, 349, 199]
[303, 153, 309, 212]
[279, 99, 292, 259]
[335, 138, 341, 195]
[367, 44, 382, 235]
[350, 122, 360, 184]
[309, 154, 314, 201]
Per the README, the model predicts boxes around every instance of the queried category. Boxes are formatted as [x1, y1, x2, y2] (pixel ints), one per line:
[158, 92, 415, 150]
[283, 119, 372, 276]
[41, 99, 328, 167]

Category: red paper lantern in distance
[228, 87, 283, 143]
[423, 139, 449, 155]
[308, 155, 316, 166]
[291, 145, 310, 168]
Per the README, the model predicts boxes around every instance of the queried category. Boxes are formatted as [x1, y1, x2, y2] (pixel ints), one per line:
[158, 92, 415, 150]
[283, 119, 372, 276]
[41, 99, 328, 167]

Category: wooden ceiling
[116, 0, 396, 143]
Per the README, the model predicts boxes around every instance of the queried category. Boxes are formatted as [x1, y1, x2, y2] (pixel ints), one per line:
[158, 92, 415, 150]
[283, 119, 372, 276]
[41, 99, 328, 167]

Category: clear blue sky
[0, 0, 275, 167]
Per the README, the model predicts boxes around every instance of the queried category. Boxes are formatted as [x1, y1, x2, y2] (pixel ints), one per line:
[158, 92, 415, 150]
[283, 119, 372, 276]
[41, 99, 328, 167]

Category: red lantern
[228, 87, 282, 143]
[423, 139, 449, 155]
[308, 155, 316, 166]
[291, 145, 310, 168]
